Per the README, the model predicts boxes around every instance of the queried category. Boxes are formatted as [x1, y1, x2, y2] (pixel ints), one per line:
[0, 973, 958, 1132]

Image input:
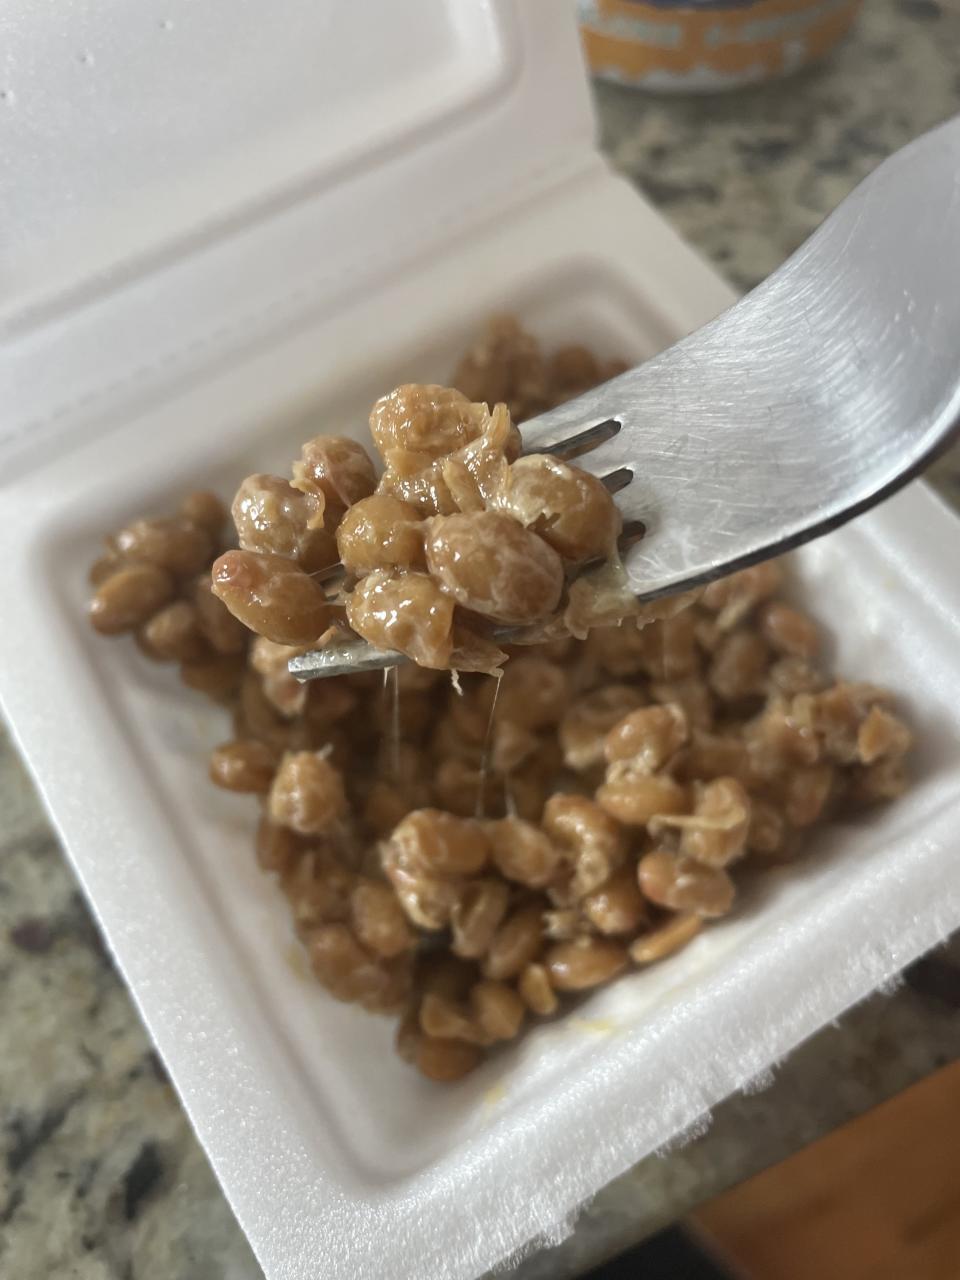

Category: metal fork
[290, 116, 960, 682]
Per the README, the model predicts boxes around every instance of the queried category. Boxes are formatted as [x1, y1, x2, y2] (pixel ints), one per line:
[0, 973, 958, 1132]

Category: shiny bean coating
[139, 600, 208, 662]
[193, 574, 250, 655]
[114, 516, 214, 576]
[638, 851, 735, 918]
[500, 454, 621, 562]
[346, 570, 454, 668]
[336, 495, 425, 576]
[212, 549, 331, 646]
[370, 384, 487, 461]
[483, 906, 545, 981]
[629, 914, 703, 965]
[89, 564, 176, 634]
[424, 511, 564, 626]
[546, 938, 628, 991]
[292, 435, 377, 516]
[209, 739, 278, 793]
[232, 473, 335, 572]
[269, 751, 347, 835]
[388, 809, 489, 878]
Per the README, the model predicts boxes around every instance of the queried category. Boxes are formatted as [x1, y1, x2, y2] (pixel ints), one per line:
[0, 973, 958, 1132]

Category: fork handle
[519, 115, 960, 599]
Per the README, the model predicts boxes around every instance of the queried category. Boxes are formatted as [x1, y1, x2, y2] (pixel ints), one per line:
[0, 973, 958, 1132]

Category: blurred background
[1, 1, 959, 1278]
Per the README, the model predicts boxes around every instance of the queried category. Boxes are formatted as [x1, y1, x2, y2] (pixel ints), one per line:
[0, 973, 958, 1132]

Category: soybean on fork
[292, 115, 960, 681]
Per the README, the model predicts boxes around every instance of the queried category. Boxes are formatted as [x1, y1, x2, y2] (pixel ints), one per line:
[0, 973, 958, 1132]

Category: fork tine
[289, 638, 404, 679]
[618, 518, 647, 547]
[534, 417, 622, 460]
[600, 466, 634, 493]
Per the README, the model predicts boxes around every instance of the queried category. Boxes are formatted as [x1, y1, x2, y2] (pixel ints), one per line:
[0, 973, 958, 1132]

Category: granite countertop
[3, 2, 960, 1277]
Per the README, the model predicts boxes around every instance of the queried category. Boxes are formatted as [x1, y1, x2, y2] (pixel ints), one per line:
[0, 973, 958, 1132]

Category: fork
[290, 115, 960, 681]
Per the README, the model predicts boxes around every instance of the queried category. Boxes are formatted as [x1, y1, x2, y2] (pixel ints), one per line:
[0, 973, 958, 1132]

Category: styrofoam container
[2, 3, 959, 1278]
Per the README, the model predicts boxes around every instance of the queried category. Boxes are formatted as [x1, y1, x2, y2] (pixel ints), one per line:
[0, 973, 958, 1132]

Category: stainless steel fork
[291, 115, 960, 681]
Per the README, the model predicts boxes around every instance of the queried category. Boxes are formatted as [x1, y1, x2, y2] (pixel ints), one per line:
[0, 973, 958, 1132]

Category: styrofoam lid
[1, 0, 599, 467]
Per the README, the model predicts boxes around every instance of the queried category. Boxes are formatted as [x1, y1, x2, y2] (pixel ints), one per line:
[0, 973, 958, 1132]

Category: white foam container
[2, 3, 960, 1277]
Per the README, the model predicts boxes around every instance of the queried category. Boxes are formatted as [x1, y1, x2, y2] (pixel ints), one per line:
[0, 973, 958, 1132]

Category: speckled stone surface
[3, 2, 960, 1277]
[0, 734, 260, 1280]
